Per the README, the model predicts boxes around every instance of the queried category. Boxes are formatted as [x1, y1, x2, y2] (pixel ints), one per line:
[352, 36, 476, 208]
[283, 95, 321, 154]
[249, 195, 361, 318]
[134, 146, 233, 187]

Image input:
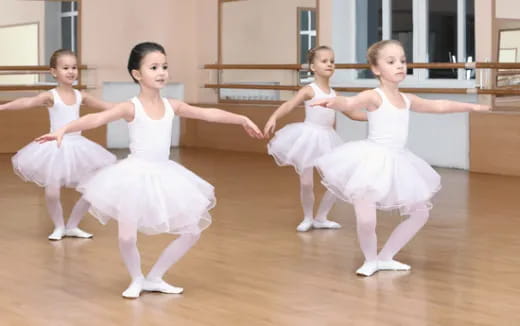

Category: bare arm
[81, 91, 118, 111]
[343, 109, 368, 121]
[171, 99, 263, 139]
[36, 102, 134, 145]
[407, 94, 491, 113]
[264, 86, 314, 137]
[0, 92, 53, 111]
[311, 90, 378, 114]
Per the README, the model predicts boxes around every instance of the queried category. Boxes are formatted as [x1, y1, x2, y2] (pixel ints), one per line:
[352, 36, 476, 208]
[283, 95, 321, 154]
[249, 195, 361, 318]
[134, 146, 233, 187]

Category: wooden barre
[204, 62, 520, 70]
[0, 85, 88, 91]
[0, 65, 89, 72]
[205, 84, 520, 95]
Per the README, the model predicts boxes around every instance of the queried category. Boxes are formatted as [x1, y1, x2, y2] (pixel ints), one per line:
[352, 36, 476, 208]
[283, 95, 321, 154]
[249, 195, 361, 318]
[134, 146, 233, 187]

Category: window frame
[339, 0, 475, 88]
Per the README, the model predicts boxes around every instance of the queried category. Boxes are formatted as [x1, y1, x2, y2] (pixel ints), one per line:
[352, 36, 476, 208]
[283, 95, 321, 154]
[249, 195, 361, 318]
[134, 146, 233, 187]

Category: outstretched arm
[81, 91, 118, 111]
[263, 86, 314, 137]
[407, 94, 492, 113]
[311, 90, 376, 118]
[343, 110, 368, 121]
[171, 99, 263, 139]
[0, 92, 53, 111]
[36, 101, 134, 146]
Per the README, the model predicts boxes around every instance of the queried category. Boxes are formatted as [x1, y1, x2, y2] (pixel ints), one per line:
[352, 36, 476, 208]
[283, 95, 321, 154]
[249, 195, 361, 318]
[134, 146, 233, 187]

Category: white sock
[356, 261, 378, 276]
[296, 218, 313, 232]
[143, 279, 184, 294]
[378, 259, 411, 271]
[122, 276, 144, 299]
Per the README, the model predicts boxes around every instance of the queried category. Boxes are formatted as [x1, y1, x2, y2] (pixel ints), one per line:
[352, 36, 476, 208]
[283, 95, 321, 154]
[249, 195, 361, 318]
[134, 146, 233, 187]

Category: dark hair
[127, 42, 166, 83]
[49, 49, 76, 68]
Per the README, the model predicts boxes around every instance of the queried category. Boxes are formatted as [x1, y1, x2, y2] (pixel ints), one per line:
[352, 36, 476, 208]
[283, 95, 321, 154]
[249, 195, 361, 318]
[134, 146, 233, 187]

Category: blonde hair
[308, 45, 333, 66]
[49, 49, 76, 68]
[366, 40, 403, 66]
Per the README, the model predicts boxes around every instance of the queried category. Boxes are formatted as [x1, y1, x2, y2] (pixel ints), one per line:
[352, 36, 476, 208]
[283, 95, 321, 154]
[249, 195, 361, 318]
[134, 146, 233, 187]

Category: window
[353, 0, 475, 82]
[298, 8, 316, 84]
[61, 1, 78, 52]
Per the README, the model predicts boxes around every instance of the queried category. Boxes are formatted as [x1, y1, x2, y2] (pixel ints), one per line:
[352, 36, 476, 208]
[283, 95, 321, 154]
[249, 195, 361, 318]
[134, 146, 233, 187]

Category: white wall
[102, 82, 183, 148]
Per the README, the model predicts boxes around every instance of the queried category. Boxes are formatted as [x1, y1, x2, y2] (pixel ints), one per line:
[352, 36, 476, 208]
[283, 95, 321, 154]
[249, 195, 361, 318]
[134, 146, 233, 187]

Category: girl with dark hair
[36, 42, 263, 298]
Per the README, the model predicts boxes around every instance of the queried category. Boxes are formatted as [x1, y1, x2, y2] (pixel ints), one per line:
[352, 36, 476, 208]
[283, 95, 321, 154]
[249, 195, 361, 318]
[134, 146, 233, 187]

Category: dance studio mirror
[497, 28, 520, 88]
[219, 0, 317, 101]
[0, 0, 80, 85]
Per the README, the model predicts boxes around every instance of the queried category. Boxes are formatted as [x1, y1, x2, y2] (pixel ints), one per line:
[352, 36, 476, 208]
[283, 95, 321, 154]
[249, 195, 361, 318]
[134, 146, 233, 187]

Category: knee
[183, 232, 201, 245]
[357, 218, 376, 234]
[118, 234, 137, 248]
[45, 187, 60, 201]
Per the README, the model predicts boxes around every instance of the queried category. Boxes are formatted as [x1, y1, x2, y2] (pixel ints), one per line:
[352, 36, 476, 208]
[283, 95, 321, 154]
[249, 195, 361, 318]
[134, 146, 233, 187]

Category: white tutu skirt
[316, 140, 441, 215]
[77, 156, 215, 235]
[268, 122, 343, 174]
[12, 135, 116, 188]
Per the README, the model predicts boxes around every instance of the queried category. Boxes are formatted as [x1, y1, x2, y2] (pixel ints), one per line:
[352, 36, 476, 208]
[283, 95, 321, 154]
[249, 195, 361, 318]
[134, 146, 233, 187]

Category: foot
[312, 219, 341, 229]
[122, 277, 144, 299]
[356, 261, 378, 277]
[64, 227, 93, 239]
[296, 218, 313, 232]
[48, 228, 65, 241]
[377, 259, 411, 271]
[143, 278, 184, 294]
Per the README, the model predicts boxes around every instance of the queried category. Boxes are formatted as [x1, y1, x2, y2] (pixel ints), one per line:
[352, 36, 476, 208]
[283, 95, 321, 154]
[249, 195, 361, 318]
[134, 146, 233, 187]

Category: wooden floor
[0, 148, 519, 326]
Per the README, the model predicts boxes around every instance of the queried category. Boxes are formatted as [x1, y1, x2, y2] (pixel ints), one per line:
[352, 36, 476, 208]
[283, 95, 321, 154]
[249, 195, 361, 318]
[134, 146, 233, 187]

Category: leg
[313, 190, 341, 229]
[64, 197, 93, 238]
[144, 232, 201, 294]
[118, 219, 144, 298]
[45, 185, 65, 240]
[296, 168, 315, 232]
[377, 204, 430, 271]
[353, 198, 378, 276]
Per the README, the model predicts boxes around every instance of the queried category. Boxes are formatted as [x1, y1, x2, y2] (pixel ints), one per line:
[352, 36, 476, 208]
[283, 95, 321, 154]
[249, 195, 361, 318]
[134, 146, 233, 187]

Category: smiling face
[131, 51, 168, 89]
[370, 43, 407, 84]
[50, 54, 78, 86]
[310, 49, 335, 78]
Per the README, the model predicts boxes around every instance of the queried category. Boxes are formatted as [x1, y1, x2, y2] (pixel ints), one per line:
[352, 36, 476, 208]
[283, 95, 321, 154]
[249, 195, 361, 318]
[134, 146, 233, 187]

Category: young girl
[312, 40, 491, 276]
[0, 49, 117, 240]
[36, 42, 263, 298]
[264, 46, 367, 232]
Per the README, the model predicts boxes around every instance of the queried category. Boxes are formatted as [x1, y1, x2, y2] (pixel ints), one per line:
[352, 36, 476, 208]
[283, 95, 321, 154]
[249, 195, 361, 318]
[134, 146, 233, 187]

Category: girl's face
[371, 43, 407, 84]
[51, 55, 78, 86]
[132, 51, 168, 89]
[311, 49, 335, 78]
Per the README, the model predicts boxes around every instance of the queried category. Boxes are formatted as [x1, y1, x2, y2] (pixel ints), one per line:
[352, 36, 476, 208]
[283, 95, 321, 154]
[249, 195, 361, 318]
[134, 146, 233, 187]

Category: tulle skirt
[77, 156, 215, 235]
[12, 135, 116, 188]
[316, 140, 441, 215]
[268, 122, 343, 174]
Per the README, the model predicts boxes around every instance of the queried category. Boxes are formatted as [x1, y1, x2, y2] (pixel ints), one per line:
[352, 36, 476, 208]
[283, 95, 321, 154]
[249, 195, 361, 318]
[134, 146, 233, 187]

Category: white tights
[353, 198, 430, 262]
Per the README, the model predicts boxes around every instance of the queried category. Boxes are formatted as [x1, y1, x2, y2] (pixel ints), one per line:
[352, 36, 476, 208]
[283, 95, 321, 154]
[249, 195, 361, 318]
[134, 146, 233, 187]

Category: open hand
[263, 118, 277, 138]
[473, 104, 492, 112]
[241, 117, 264, 139]
[35, 130, 64, 147]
